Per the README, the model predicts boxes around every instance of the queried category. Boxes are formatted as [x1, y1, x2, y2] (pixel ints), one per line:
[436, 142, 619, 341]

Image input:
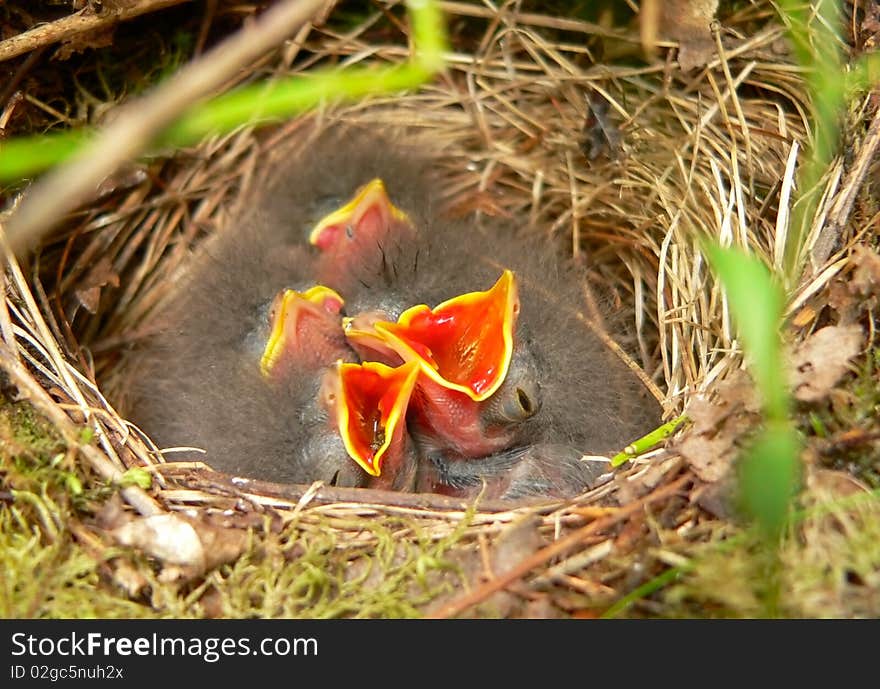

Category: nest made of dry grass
[1, 1, 878, 617]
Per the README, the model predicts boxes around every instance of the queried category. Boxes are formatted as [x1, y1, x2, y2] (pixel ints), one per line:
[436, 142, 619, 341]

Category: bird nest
[2, 1, 879, 617]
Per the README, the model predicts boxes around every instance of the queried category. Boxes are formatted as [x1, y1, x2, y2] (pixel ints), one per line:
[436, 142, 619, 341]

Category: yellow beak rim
[334, 360, 419, 476]
[308, 178, 410, 249]
[259, 285, 344, 378]
[373, 270, 518, 401]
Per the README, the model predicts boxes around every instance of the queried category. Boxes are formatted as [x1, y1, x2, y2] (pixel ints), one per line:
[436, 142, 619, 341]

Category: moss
[0, 506, 149, 618]
[202, 515, 465, 618]
[1, 391, 469, 619]
[798, 345, 880, 487]
[0, 392, 92, 514]
[663, 491, 880, 618]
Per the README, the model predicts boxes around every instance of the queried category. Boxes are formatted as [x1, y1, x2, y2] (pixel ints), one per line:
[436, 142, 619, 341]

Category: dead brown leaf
[807, 467, 872, 498]
[680, 325, 863, 480]
[74, 256, 120, 314]
[790, 324, 863, 402]
[860, 3, 880, 52]
[54, 27, 116, 60]
[658, 0, 719, 71]
[687, 371, 761, 433]
[491, 515, 544, 576]
[692, 478, 736, 519]
[850, 245, 880, 297]
[676, 370, 761, 483]
[109, 512, 248, 577]
[423, 516, 553, 618]
[479, 516, 545, 617]
[828, 279, 858, 322]
[826, 246, 880, 323]
[678, 435, 736, 483]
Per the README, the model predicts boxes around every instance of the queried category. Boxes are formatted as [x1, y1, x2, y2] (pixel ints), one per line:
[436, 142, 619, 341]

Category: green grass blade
[0, 131, 90, 182]
[0, 0, 448, 183]
[161, 64, 433, 145]
[737, 420, 802, 539]
[704, 243, 800, 538]
[775, 0, 847, 278]
[703, 244, 788, 419]
[610, 414, 689, 467]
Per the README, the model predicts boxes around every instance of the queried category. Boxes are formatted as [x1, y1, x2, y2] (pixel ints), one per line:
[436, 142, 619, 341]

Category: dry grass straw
[1, 1, 877, 616]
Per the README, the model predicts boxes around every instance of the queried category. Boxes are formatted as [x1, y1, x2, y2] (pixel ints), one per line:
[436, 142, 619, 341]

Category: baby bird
[343, 269, 529, 458]
[301, 126, 661, 497]
[131, 122, 659, 500]
[262, 287, 420, 490]
[128, 197, 419, 489]
[417, 443, 611, 501]
[308, 178, 417, 288]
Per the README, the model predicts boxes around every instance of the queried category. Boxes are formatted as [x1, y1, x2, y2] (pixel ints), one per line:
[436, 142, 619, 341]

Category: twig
[0, 0, 192, 64]
[427, 473, 692, 618]
[810, 93, 880, 269]
[6, 0, 328, 255]
[193, 0, 219, 57]
[177, 468, 566, 514]
[0, 48, 45, 113]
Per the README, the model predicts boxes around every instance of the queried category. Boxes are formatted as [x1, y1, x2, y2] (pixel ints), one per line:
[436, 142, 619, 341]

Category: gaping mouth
[260, 285, 344, 378]
[308, 178, 411, 251]
[342, 311, 404, 366]
[330, 360, 419, 476]
[369, 270, 519, 401]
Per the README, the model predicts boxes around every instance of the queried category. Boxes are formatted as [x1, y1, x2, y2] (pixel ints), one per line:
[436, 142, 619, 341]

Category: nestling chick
[128, 200, 419, 489]
[302, 126, 661, 497]
[130, 122, 659, 500]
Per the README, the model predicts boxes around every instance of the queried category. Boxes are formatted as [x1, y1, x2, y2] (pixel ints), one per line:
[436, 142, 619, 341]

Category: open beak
[342, 311, 405, 366]
[373, 270, 518, 401]
[260, 285, 344, 378]
[308, 178, 410, 250]
[331, 360, 419, 477]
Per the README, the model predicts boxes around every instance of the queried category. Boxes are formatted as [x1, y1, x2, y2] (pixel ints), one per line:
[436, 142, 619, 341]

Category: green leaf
[117, 468, 153, 490]
[737, 420, 802, 539]
[64, 473, 84, 496]
[703, 244, 788, 420]
[0, 0, 448, 183]
[611, 414, 689, 467]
